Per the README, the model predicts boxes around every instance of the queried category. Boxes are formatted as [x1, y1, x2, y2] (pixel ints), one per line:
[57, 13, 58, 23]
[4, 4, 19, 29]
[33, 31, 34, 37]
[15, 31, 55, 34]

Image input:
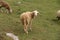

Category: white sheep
[6, 33, 19, 40]
[56, 10, 60, 20]
[20, 10, 39, 34]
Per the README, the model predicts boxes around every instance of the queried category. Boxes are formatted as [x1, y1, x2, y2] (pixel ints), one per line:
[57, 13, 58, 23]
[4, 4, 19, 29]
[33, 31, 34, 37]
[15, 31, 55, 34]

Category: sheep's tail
[6, 33, 19, 40]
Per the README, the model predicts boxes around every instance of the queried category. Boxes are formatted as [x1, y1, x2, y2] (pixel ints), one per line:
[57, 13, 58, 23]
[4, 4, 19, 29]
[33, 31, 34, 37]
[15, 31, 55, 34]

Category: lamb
[20, 10, 39, 34]
[56, 10, 60, 20]
[0, 0, 12, 13]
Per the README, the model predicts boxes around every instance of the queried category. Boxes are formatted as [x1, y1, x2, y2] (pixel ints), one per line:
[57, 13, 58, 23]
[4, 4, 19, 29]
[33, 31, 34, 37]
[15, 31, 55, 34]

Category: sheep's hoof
[24, 30, 28, 35]
[30, 28, 32, 31]
[25, 31, 28, 35]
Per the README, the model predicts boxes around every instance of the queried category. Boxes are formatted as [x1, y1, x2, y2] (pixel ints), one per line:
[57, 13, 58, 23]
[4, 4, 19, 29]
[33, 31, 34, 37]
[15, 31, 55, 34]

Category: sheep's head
[33, 10, 39, 16]
[9, 9, 12, 13]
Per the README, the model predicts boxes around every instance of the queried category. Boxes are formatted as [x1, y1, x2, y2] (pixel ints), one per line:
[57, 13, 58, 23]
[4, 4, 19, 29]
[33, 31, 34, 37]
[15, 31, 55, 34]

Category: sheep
[0, 0, 12, 13]
[6, 33, 19, 40]
[20, 10, 39, 34]
[56, 10, 60, 20]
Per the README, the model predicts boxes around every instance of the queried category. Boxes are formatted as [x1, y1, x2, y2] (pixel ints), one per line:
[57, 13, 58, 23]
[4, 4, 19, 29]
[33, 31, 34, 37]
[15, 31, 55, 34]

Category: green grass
[0, 0, 60, 40]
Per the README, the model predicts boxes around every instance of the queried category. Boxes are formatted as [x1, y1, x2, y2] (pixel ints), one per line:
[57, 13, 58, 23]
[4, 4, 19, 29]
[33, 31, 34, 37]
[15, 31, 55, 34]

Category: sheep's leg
[8, 8, 12, 13]
[0, 6, 3, 12]
[29, 20, 32, 31]
[23, 20, 28, 34]
[24, 24, 28, 34]
[6, 8, 10, 13]
[0, 9, 3, 12]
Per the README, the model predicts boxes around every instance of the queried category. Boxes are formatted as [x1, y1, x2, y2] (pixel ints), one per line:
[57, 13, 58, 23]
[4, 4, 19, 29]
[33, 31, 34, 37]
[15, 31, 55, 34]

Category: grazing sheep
[20, 10, 39, 34]
[0, 0, 12, 13]
[56, 10, 60, 20]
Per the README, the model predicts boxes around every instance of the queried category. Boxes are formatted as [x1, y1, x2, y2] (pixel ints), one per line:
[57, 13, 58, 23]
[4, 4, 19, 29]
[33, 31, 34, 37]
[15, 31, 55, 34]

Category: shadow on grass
[51, 18, 60, 25]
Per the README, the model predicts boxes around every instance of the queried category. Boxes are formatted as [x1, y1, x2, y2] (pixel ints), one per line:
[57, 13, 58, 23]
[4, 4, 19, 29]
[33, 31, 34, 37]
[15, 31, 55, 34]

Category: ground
[0, 0, 60, 40]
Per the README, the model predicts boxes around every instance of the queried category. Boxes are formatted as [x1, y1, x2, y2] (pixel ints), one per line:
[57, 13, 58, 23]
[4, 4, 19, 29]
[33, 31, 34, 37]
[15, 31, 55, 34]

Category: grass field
[0, 0, 60, 40]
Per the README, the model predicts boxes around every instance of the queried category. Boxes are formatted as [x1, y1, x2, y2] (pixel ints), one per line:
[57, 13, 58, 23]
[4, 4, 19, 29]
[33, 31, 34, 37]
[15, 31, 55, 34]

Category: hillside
[0, 0, 60, 40]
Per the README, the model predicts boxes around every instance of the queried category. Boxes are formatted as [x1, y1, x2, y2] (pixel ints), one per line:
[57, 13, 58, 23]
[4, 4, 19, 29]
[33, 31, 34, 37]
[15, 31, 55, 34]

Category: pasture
[0, 0, 60, 40]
